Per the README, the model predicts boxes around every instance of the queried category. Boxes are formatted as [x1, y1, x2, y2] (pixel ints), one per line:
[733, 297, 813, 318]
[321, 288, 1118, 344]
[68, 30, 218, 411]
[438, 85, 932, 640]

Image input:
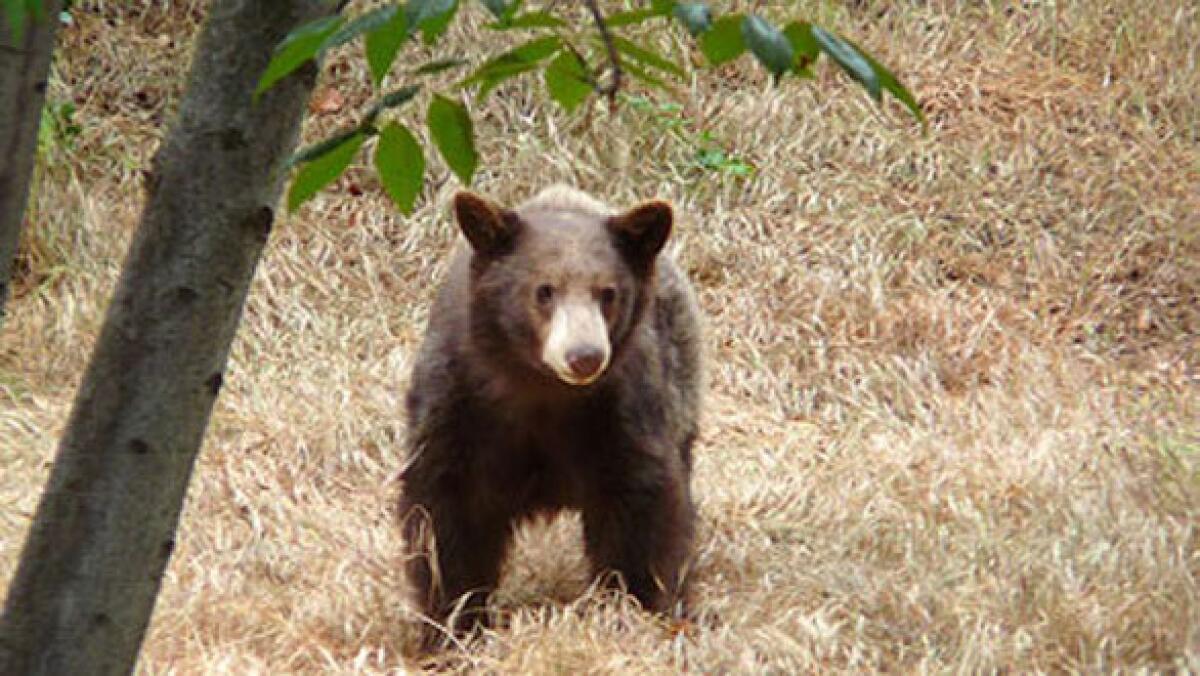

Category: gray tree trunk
[0, 1, 334, 674]
[0, 2, 60, 325]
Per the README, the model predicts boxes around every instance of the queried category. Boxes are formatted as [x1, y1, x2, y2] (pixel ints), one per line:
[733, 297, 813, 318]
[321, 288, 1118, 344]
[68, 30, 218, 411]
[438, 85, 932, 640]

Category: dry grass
[3, 0, 1199, 672]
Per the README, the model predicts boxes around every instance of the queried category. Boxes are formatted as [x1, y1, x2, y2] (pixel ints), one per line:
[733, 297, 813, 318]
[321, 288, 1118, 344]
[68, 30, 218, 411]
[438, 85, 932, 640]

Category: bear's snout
[542, 299, 611, 386]
[566, 346, 607, 381]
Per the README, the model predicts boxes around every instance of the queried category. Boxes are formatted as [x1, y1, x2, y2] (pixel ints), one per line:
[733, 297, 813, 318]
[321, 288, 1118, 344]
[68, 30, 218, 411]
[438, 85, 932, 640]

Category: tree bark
[0, 1, 335, 674]
[0, 2, 60, 324]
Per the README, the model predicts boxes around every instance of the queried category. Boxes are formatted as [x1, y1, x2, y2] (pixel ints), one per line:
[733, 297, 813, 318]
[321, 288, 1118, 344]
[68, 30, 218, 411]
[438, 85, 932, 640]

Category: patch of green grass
[625, 93, 755, 178]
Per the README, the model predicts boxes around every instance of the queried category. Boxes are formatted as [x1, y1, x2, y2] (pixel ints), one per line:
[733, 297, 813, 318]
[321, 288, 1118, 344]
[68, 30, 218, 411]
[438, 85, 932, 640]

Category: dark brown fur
[399, 186, 702, 640]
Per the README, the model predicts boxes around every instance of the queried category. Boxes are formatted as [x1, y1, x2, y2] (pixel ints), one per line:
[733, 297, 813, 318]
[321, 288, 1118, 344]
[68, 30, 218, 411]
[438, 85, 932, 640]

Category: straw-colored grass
[2, 0, 1197, 672]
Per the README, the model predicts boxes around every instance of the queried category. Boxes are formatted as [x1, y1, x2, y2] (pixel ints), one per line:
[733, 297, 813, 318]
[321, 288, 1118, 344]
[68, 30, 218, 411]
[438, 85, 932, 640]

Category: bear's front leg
[582, 456, 696, 615]
[400, 489, 511, 638]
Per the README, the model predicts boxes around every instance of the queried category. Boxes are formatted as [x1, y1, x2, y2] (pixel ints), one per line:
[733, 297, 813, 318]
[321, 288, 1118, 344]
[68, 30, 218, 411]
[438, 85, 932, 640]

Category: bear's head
[453, 189, 672, 388]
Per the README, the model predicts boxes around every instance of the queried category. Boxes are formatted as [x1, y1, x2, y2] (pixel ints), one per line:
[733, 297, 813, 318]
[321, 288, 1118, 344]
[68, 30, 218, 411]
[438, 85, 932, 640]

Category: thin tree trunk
[0, 1, 334, 673]
[0, 2, 60, 324]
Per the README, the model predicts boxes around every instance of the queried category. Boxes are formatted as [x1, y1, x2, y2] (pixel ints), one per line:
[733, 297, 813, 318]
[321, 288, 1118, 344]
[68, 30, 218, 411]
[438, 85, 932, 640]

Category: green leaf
[288, 127, 364, 169]
[324, 5, 399, 52]
[544, 51, 592, 113]
[490, 11, 566, 29]
[782, 21, 819, 65]
[365, 7, 410, 87]
[622, 60, 672, 92]
[256, 15, 345, 99]
[427, 95, 477, 184]
[611, 36, 685, 78]
[742, 15, 793, 81]
[287, 131, 365, 212]
[420, 5, 458, 44]
[485, 34, 562, 67]
[673, 3, 711, 37]
[365, 84, 421, 121]
[651, 0, 677, 13]
[783, 22, 818, 78]
[812, 28, 925, 125]
[845, 37, 925, 125]
[607, 9, 659, 27]
[699, 14, 745, 66]
[407, 0, 458, 45]
[460, 35, 562, 99]
[407, 0, 453, 26]
[375, 122, 424, 214]
[475, 61, 541, 99]
[411, 56, 468, 75]
[810, 25, 879, 100]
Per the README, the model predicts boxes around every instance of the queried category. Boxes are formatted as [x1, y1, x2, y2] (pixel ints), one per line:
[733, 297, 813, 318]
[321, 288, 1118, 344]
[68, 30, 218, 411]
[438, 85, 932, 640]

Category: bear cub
[399, 185, 702, 636]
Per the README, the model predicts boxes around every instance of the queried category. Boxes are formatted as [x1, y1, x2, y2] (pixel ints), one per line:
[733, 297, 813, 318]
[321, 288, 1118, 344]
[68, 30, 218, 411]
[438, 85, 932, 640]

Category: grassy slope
[2, 0, 1197, 672]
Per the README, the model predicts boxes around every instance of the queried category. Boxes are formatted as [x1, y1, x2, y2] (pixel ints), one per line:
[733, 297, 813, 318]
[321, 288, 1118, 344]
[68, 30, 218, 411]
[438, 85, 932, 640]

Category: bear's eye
[535, 284, 555, 305]
[599, 286, 618, 309]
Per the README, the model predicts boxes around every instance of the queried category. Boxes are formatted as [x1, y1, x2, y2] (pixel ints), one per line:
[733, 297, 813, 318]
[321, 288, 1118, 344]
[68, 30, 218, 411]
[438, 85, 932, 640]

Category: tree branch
[583, 0, 621, 108]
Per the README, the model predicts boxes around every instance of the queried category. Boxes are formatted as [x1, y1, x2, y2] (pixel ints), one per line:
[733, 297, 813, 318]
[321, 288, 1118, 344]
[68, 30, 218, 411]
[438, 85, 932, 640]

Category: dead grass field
[2, 0, 1198, 672]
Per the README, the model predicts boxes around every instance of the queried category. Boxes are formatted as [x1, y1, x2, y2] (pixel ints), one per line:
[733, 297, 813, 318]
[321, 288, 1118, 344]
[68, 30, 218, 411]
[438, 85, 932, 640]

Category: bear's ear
[608, 200, 673, 269]
[454, 192, 521, 256]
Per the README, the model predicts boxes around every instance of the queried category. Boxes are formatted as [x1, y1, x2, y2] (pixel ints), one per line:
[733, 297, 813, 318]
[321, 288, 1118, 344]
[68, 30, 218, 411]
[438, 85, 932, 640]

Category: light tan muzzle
[541, 298, 611, 385]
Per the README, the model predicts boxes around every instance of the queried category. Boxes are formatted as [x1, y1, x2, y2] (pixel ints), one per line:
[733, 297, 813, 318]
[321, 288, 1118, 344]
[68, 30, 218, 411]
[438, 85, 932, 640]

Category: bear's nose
[565, 347, 606, 381]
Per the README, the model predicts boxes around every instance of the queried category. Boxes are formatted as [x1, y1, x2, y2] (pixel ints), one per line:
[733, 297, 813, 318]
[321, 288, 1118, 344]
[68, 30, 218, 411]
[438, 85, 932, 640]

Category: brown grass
[2, 0, 1198, 672]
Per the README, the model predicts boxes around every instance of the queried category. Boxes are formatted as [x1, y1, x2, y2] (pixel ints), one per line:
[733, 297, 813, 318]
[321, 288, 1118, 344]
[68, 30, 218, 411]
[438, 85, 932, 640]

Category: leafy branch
[255, 0, 925, 215]
[583, 0, 621, 107]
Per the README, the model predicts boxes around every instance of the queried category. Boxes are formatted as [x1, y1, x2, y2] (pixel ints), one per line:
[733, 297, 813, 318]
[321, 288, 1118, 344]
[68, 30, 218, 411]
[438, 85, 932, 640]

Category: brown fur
[399, 186, 703, 641]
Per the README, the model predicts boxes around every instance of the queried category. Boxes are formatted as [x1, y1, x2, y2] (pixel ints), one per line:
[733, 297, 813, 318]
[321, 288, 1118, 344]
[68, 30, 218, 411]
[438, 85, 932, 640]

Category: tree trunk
[0, 2, 60, 324]
[0, 1, 334, 674]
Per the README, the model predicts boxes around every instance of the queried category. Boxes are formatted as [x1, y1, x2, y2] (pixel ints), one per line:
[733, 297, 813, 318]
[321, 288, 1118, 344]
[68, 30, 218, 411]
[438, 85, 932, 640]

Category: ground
[1, 0, 1197, 672]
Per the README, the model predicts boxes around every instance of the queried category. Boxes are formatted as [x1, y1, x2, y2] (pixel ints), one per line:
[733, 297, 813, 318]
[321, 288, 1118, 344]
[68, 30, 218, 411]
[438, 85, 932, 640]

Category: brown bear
[398, 185, 702, 638]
